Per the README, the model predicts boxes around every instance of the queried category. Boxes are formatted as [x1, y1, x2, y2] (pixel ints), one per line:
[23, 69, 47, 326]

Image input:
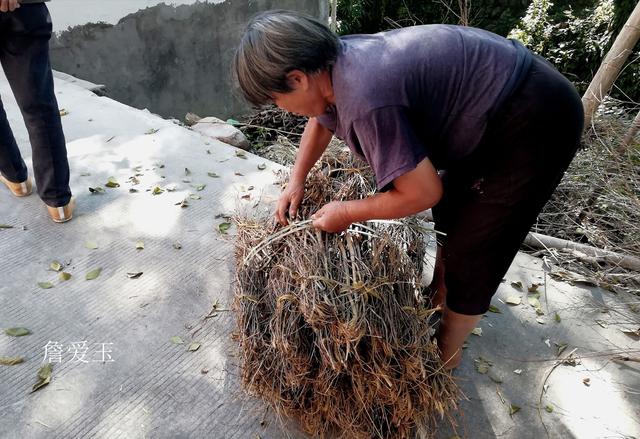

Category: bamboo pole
[582, 1, 640, 129]
[330, 0, 337, 32]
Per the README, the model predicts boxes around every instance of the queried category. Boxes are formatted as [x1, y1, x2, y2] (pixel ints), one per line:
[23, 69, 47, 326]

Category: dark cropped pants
[432, 54, 585, 315]
[0, 3, 71, 207]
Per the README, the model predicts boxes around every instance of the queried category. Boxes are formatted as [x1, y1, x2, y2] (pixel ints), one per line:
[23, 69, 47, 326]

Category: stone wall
[50, 0, 328, 120]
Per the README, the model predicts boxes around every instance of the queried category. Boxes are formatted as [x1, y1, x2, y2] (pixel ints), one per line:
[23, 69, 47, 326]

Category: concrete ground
[1, 74, 639, 439]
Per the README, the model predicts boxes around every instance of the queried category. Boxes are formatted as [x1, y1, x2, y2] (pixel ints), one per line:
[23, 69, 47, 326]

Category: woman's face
[271, 70, 331, 117]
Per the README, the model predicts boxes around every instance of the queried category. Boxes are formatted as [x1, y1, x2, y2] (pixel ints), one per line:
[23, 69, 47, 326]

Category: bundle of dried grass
[233, 151, 458, 438]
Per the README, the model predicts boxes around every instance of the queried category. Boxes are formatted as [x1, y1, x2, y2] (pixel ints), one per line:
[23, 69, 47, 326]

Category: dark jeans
[0, 3, 71, 207]
[432, 54, 584, 315]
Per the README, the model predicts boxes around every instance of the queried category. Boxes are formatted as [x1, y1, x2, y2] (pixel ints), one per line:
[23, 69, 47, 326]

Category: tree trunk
[623, 109, 640, 145]
[582, 1, 640, 129]
[330, 0, 338, 32]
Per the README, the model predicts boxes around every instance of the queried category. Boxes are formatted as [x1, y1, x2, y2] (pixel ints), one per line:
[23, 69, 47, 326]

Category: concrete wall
[49, 0, 328, 120]
[48, 0, 226, 33]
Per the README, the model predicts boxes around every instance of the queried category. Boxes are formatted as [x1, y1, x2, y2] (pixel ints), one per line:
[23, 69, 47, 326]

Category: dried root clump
[233, 152, 458, 438]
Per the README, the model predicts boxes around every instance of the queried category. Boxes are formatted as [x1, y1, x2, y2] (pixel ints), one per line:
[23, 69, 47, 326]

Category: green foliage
[335, 0, 528, 36]
[509, 0, 639, 101]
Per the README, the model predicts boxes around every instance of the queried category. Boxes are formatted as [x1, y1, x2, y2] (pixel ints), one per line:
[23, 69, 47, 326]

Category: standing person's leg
[432, 56, 584, 369]
[0, 96, 32, 195]
[0, 4, 72, 213]
[0, 12, 32, 196]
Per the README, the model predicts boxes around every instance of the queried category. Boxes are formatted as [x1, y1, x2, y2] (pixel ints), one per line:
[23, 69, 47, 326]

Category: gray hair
[234, 10, 340, 107]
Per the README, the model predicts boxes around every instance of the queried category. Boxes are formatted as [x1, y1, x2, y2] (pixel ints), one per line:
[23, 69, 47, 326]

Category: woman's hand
[275, 118, 333, 226]
[311, 201, 352, 233]
[276, 179, 305, 225]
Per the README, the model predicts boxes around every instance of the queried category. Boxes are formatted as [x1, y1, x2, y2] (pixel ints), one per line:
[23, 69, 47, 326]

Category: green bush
[335, 0, 528, 36]
[509, 0, 639, 102]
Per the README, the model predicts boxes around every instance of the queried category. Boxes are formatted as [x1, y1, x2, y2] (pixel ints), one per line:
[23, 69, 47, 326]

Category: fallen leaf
[0, 224, 14, 229]
[173, 242, 182, 250]
[471, 327, 483, 336]
[509, 404, 521, 416]
[555, 342, 568, 356]
[207, 172, 220, 178]
[544, 338, 551, 348]
[187, 342, 201, 352]
[152, 186, 164, 195]
[528, 296, 541, 309]
[80, 172, 91, 177]
[474, 357, 492, 374]
[59, 272, 72, 281]
[545, 404, 554, 413]
[235, 150, 247, 159]
[194, 184, 206, 191]
[595, 319, 608, 329]
[170, 336, 184, 345]
[513, 369, 523, 375]
[5, 327, 31, 337]
[189, 194, 201, 200]
[226, 118, 240, 126]
[105, 177, 120, 188]
[185, 167, 191, 176]
[59, 109, 69, 116]
[129, 188, 139, 193]
[31, 363, 53, 392]
[89, 186, 105, 194]
[175, 199, 189, 208]
[127, 272, 143, 279]
[620, 327, 640, 340]
[505, 296, 521, 305]
[145, 128, 159, 135]
[257, 163, 267, 171]
[488, 305, 502, 313]
[528, 283, 541, 293]
[136, 241, 145, 250]
[50, 261, 63, 272]
[219, 222, 231, 234]
[85, 241, 98, 250]
[234, 172, 244, 176]
[85, 268, 102, 280]
[562, 356, 579, 367]
[0, 356, 24, 365]
[165, 184, 177, 192]
[555, 312, 561, 323]
[550, 271, 598, 286]
[511, 281, 523, 290]
[38, 282, 54, 290]
[536, 317, 545, 324]
[582, 377, 590, 387]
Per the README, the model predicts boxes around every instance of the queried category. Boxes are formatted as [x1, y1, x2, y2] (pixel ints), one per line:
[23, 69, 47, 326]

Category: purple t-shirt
[317, 24, 532, 190]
